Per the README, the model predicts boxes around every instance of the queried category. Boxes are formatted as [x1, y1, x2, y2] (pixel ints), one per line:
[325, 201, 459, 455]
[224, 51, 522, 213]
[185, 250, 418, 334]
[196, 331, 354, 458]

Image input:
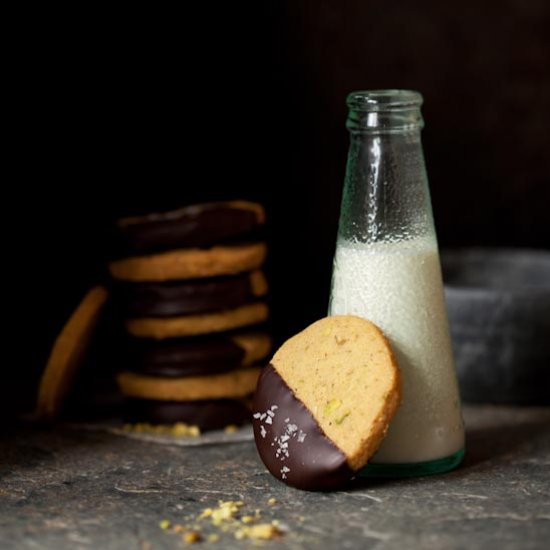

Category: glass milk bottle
[329, 90, 465, 476]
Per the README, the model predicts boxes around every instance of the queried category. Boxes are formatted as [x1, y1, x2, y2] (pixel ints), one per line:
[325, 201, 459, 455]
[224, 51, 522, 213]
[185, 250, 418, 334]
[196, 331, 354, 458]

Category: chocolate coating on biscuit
[114, 202, 263, 255]
[127, 335, 245, 377]
[252, 364, 355, 491]
[117, 272, 262, 317]
[125, 398, 250, 431]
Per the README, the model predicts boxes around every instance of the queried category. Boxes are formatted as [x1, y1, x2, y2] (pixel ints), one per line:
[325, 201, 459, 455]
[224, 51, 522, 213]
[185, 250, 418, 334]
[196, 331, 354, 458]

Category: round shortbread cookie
[117, 270, 268, 317]
[36, 286, 109, 420]
[126, 302, 269, 339]
[108, 243, 267, 282]
[252, 315, 401, 490]
[114, 200, 265, 255]
[117, 367, 261, 401]
[127, 331, 272, 377]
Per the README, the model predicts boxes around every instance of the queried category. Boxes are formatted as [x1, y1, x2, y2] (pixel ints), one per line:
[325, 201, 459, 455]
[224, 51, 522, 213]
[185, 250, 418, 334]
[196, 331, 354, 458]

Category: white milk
[329, 236, 464, 463]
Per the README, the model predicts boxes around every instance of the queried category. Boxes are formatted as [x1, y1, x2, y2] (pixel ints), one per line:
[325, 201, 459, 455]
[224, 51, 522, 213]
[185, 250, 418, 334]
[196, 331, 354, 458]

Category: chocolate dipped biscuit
[117, 366, 262, 401]
[126, 331, 271, 377]
[114, 200, 265, 256]
[125, 398, 251, 430]
[125, 302, 269, 339]
[37, 286, 109, 420]
[252, 316, 401, 491]
[109, 243, 267, 282]
[118, 270, 268, 317]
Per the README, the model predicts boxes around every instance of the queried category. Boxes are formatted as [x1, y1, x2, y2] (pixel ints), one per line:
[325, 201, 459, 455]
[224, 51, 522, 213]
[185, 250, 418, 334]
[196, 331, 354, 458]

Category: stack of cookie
[108, 201, 271, 430]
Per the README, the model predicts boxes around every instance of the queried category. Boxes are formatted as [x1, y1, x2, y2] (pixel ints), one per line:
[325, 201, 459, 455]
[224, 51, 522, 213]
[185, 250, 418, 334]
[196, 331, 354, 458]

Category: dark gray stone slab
[442, 248, 550, 405]
[1, 406, 549, 550]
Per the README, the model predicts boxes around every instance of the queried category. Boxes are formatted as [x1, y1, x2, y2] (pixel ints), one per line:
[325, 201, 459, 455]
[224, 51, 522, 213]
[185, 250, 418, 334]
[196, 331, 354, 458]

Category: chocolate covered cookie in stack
[108, 201, 271, 430]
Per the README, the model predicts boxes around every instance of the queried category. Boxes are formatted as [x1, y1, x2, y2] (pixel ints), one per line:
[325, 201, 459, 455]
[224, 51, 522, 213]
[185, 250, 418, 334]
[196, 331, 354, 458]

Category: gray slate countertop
[1, 406, 549, 550]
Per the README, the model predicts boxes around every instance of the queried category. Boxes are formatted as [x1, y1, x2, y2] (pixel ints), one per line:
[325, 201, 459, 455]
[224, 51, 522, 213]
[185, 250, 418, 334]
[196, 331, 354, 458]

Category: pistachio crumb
[335, 411, 351, 424]
[121, 422, 200, 437]
[267, 497, 277, 505]
[324, 399, 342, 416]
[241, 516, 255, 524]
[208, 533, 220, 542]
[183, 531, 201, 544]
[235, 523, 283, 540]
[199, 508, 213, 519]
[159, 519, 171, 530]
[210, 500, 244, 525]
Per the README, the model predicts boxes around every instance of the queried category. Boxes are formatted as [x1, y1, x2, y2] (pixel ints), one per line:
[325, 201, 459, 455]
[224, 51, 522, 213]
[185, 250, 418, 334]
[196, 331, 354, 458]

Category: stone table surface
[1, 406, 549, 550]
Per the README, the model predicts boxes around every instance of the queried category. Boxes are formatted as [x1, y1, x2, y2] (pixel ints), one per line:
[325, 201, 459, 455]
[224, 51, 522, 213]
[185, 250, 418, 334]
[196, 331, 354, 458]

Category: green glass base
[358, 448, 465, 478]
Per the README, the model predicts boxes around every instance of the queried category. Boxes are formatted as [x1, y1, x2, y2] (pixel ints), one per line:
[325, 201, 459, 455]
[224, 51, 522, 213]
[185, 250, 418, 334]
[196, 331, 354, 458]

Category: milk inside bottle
[329, 90, 464, 476]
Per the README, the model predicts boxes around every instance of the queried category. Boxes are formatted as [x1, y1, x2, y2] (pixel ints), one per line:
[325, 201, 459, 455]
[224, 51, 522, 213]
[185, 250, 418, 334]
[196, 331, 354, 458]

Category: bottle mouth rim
[347, 89, 423, 111]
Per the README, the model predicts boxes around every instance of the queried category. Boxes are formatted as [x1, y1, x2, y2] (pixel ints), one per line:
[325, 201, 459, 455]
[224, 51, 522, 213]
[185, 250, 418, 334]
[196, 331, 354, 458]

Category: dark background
[9, 1, 549, 415]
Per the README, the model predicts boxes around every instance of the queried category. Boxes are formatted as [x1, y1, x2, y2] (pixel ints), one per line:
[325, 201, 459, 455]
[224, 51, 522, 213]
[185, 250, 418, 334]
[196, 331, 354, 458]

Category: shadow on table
[461, 413, 550, 469]
[0, 420, 122, 483]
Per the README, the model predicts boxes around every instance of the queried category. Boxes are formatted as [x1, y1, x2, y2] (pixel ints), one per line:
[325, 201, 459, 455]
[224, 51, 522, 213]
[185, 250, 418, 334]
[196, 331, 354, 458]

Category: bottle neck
[347, 109, 424, 136]
[338, 94, 435, 246]
[346, 90, 424, 135]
